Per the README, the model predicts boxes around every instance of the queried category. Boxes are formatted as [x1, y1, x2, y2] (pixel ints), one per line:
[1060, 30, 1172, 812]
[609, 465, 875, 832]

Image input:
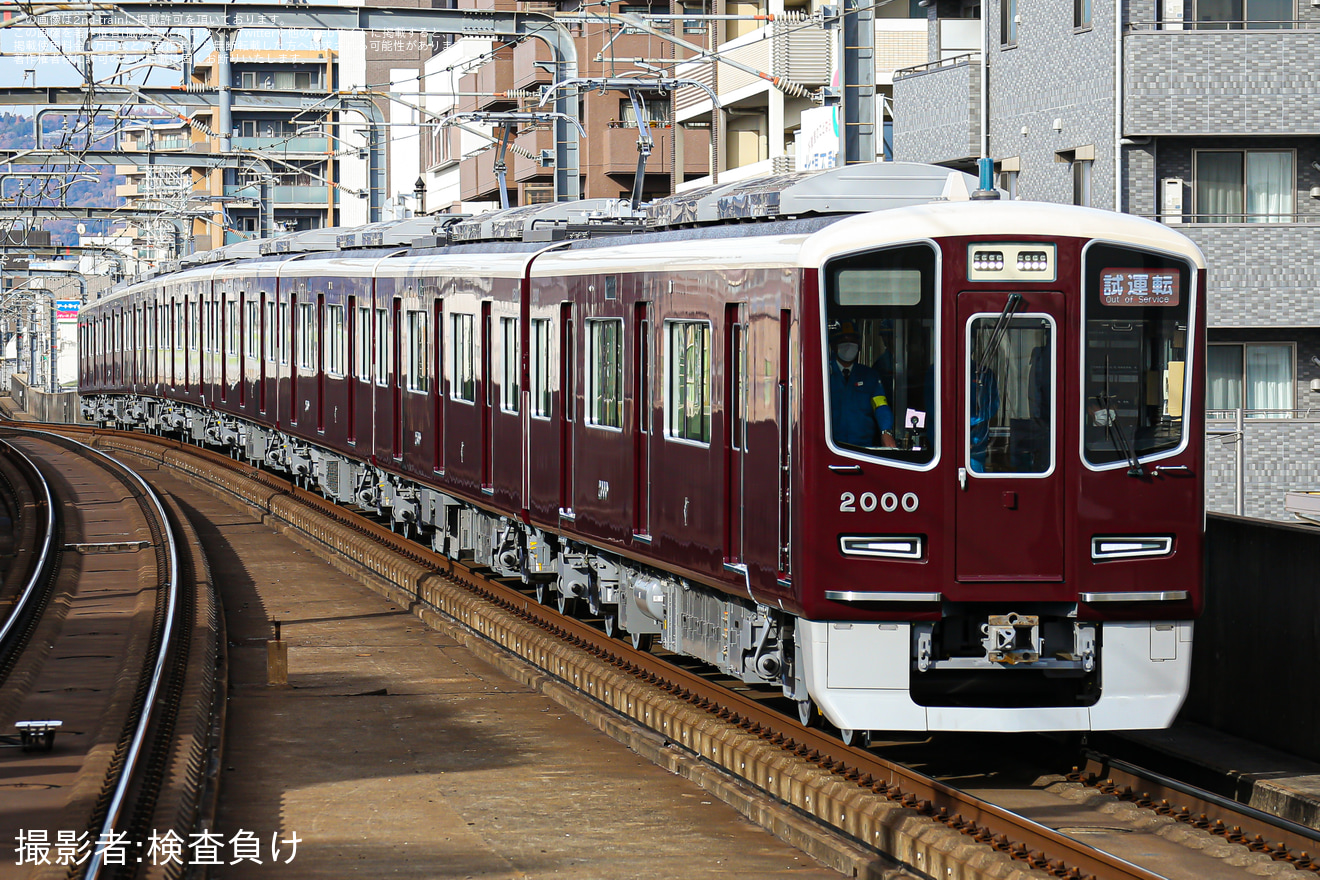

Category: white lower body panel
[799, 619, 1193, 733]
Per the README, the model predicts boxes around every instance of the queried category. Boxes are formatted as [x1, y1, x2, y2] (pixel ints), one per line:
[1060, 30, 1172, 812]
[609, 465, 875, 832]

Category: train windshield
[1082, 244, 1194, 468]
[823, 243, 936, 466]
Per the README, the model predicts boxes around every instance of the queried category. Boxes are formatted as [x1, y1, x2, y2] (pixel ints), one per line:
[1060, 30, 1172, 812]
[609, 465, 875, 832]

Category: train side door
[632, 302, 650, 538]
[724, 303, 746, 563]
[392, 296, 403, 459]
[559, 302, 575, 516]
[954, 291, 1065, 582]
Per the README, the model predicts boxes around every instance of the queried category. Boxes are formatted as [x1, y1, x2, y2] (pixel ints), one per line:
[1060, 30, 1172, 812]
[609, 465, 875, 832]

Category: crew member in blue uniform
[829, 322, 897, 448]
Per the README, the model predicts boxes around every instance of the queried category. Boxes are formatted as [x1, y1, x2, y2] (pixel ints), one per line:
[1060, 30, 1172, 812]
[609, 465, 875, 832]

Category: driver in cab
[829, 322, 897, 449]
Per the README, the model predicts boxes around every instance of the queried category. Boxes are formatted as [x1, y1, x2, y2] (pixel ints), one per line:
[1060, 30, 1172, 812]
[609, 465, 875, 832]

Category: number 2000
[839, 491, 919, 513]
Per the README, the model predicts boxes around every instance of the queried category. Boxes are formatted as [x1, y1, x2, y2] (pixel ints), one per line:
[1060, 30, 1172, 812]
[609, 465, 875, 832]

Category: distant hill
[0, 112, 128, 245]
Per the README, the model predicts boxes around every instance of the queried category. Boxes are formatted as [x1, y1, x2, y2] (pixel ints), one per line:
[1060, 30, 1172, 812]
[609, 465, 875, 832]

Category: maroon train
[79, 163, 1207, 737]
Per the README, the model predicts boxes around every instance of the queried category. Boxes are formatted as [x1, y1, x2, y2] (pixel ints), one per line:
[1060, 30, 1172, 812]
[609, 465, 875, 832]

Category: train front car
[794, 201, 1205, 734]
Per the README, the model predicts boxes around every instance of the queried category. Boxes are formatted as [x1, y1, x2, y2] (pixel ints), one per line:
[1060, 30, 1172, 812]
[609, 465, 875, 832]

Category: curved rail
[3, 427, 182, 880]
[0, 437, 56, 658]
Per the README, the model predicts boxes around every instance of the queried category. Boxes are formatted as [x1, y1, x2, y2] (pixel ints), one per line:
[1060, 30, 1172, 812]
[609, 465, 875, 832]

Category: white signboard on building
[795, 106, 839, 172]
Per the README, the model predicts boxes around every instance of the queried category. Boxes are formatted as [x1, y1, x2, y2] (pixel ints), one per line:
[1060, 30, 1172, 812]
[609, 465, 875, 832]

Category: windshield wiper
[1097, 355, 1144, 477]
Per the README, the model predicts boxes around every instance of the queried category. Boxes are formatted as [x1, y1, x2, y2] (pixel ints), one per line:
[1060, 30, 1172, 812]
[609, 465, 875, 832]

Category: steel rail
[53, 424, 1173, 880]
[4, 427, 182, 880]
[0, 437, 56, 654]
[1077, 751, 1320, 871]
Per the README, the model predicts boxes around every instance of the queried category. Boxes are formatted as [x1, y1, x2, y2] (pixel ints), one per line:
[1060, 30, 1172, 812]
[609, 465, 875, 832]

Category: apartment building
[113, 119, 197, 264]
[892, 0, 1320, 518]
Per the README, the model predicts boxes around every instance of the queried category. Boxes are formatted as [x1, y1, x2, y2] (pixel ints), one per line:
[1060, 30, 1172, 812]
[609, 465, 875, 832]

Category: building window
[682, 2, 706, 34]
[1194, 150, 1293, 223]
[666, 320, 711, 443]
[1073, 159, 1092, 207]
[1185, 0, 1291, 29]
[326, 304, 346, 378]
[1208, 343, 1295, 418]
[618, 98, 670, 127]
[1001, 0, 1017, 44]
[1000, 169, 1019, 199]
[500, 316, 519, 412]
[524, 185, 554, 206]
[530, 318, 552, 418]
[587, 318, 623, 429]
[1074, 0, 1091, 28]
[405, 309, 428, 393]
[452, 313, 476, 402]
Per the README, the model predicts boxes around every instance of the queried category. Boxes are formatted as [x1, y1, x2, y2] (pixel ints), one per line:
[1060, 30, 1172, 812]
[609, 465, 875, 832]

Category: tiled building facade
[893, 0, 1320, 520]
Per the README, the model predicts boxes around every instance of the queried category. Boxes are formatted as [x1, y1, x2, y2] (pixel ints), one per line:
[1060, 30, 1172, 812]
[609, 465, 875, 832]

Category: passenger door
[954, 291, 1065, 582]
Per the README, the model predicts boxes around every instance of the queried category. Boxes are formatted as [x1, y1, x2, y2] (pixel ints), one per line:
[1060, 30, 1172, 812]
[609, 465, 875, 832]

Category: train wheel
[556, 591, 576, 616]
[796, 698, 816, 728]
[631, 631, 652, 652]
[839, 728, 871, 749]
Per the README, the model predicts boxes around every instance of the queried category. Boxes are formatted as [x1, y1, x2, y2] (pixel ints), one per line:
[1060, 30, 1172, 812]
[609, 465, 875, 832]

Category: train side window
[227, 299, 239, 355]
[356, 306, 372, 380]
[530, 318, 552, 418]
[297, 302, 317, 371]
[375, 307, 390, 386]
[665, 319, 711, 444]
[405, 309, 428, 393]
[586, 318, 623, 430]
[500, 316, 519, 413]
[823, 242, 938, 467]
[452, 313, 476, 402]
[278, 301, 289, 365]
[245, 298, 259, 359]
[325, 304, 346, 378]
[265, 302, 276, 362]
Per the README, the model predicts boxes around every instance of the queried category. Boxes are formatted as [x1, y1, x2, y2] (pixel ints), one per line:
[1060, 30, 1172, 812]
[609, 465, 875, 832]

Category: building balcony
[675, 22, 831, 120]
[601, 124, 710, 178]
[1124, 28, 1320, 136]
[223, 184, 336, 206]
[460, 148, 499, 203]
[1168, 222, 1320, 326]
[230, 136, 334, 154]
[458, 73, 479, 114]
[475, 50, 517, 111]
[891, 54, 981, 165]
[513, 38, 554, 92]
[512, 126, 555, 183]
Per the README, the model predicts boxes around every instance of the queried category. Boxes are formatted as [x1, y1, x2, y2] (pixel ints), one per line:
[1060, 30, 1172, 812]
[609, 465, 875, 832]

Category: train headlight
[837, 535, 924, 560]
[1090, 535, 1173, 561]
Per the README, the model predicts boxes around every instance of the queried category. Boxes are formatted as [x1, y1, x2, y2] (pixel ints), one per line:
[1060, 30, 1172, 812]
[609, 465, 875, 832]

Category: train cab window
[326, 304, 347, 378]
[665, 320, 711, 444]
[530, 318, 552, 418]
[587, 318, 623, 430]
[500, 316, 519, 412]
[405, 309, 428, 393]
[452, 313, 476, 402]
[823, 243, 937, 466]
[1082, 244, 1194, 468]
[966, 313, 1055, 475]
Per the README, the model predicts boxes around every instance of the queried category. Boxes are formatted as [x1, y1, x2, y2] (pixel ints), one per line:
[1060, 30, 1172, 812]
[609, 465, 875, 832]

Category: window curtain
[1206, 345, 1242, 411]
[1245, 343, 1293, 416]
[1195, 152, 1243, 221]
[1245, 152, 1292, 222]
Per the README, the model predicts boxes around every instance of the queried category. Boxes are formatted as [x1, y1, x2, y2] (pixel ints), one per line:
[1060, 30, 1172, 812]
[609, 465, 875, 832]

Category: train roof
[89, 163, 1204, 306]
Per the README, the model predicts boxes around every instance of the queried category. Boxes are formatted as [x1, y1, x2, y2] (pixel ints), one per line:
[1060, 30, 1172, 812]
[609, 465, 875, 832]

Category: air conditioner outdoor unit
[1161, 177, 1184, 224]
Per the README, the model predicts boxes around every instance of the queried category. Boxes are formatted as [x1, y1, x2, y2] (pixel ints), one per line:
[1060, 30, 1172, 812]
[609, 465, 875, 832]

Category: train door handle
[958, 467, 967, 491]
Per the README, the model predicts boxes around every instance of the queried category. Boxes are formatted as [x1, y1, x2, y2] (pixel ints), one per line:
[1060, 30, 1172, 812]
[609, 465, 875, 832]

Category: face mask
[836, 342, 860, 363]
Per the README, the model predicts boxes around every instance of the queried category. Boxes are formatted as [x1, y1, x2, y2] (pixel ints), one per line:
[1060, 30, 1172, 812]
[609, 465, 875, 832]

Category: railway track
[0, 428, 219, 880]
[35, 423, 1320, 880]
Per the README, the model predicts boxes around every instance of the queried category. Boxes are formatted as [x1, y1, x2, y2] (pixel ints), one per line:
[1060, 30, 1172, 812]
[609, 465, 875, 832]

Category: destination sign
[1099, 268, 1181, 307]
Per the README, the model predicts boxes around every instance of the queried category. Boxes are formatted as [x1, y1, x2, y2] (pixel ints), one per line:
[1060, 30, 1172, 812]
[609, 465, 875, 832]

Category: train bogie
[79, 163, 1206, 734]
